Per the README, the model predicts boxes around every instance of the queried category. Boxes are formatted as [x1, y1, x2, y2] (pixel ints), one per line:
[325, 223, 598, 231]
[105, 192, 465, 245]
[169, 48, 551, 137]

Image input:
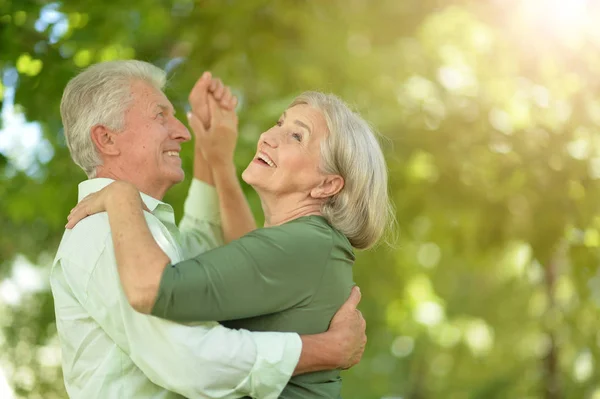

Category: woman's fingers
[220, 87, 235, 110]
[211, 78, 225, 100]
[187, 111, 207, 137]
[64, 193, 102, 228]
[207, 94, 223, 122]
[65, 181, 142, 229]
[65, 203, 91, 229]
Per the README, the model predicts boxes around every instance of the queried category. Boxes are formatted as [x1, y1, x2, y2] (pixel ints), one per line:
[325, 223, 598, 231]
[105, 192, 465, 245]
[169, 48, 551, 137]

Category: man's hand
[328, 286, 367, 369]
[295, 286, 367, 375]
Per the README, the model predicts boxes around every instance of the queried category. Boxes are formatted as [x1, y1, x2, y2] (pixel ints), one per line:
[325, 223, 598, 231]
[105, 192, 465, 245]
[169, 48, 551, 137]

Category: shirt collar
[77, 178, 169, 214]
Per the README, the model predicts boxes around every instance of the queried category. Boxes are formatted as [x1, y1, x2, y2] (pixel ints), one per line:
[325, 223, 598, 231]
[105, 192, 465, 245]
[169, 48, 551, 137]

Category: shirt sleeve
[63, 222, 300, 399]
[152, 223, 331, 323]
[178, 178, 224, 256]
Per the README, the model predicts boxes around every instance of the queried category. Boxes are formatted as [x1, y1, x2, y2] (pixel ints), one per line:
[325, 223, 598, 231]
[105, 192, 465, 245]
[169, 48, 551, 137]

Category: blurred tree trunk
[542, 241, 567, 399]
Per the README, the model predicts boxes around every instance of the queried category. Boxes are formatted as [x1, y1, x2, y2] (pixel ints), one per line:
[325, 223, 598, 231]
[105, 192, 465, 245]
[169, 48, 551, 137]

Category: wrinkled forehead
[128, 79, 172, 112]
[285, 103, 329, 136]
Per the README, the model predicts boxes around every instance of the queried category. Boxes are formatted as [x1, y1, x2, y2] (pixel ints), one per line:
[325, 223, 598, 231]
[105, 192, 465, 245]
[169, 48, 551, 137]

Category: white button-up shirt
[50, 178, 301, 399]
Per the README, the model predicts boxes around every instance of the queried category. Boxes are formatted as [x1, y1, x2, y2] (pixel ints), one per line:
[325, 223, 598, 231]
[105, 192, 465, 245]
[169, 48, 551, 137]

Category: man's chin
[169, 169, 186, 186]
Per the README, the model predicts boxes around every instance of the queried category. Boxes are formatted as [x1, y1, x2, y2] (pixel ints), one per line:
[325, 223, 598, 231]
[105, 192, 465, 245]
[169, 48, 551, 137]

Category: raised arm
[188, 76, 257, 242]
[188, 72, 217, 187]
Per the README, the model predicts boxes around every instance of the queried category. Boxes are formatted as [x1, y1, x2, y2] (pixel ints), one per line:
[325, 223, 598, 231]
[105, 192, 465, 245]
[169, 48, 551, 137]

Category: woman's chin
[241, 167, 251, 184]
[241, 168, 258, 186]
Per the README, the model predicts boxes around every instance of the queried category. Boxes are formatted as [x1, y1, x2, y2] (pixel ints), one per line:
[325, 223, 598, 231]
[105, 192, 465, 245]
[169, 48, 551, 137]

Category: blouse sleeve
[151, 223, 332, 323]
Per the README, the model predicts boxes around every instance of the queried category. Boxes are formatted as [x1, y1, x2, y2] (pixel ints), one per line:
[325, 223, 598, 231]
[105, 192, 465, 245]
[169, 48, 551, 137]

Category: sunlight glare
[520, 0, 590, 42]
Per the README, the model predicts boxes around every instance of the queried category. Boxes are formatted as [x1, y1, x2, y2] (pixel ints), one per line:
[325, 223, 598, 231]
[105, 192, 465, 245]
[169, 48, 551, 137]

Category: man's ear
[90, 124, 120, 156]
[310, 175, 344, 199]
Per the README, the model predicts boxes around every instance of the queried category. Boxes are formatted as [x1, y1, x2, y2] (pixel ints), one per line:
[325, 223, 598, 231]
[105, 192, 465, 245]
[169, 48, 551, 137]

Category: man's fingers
[343, 286, 362, 310]
[189, 72, 212, 129]
[190, 71, 211, 100]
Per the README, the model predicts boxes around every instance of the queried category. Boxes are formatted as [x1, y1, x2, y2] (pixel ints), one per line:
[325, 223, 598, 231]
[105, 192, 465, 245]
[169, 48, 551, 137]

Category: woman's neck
[260, 192, 323, 227]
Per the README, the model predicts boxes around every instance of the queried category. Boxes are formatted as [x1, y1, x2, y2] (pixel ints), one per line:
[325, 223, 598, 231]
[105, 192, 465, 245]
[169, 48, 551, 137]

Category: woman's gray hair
[60, 60, 166, 178]
[289, 92, 394, 249]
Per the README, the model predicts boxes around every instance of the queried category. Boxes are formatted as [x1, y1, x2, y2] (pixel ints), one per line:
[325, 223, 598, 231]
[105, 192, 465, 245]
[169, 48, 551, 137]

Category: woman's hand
[66, 181, 142, 229]
[187, 94, 239, 167]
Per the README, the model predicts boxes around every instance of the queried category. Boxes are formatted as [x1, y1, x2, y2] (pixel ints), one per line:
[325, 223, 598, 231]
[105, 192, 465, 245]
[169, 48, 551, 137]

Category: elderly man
[50, 60, 366, 399]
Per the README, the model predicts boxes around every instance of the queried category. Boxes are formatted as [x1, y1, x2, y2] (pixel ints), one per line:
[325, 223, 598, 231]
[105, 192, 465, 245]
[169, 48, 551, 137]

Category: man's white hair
[289, 92, 394, 250]
[60, 60, 166, 178]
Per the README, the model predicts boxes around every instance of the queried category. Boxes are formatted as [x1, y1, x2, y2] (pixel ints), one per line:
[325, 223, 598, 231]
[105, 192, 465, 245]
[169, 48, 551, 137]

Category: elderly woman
[67, 90, 392, 398]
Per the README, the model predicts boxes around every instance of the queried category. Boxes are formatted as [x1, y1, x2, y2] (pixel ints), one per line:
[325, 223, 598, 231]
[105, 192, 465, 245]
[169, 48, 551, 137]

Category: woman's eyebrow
[294, 120, 311, 133]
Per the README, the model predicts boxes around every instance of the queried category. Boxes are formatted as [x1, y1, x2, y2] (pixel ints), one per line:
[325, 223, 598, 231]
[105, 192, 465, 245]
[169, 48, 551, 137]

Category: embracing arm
[66, 181, 366, 374]
[101, 181, 170, 313]
[151, 221, 334, 322]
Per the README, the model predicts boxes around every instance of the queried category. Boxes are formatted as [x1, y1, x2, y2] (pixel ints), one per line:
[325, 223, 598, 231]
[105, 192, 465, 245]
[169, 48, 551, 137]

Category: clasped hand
[188, 72, 239, 166]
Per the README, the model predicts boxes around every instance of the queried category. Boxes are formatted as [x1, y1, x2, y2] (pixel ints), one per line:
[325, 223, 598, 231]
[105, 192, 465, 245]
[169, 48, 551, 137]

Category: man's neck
[95, 168, 168, 201]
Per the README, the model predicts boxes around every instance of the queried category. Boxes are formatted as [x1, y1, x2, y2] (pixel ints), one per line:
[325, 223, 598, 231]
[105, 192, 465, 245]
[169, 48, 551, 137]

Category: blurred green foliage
[1, 0, 600, 398]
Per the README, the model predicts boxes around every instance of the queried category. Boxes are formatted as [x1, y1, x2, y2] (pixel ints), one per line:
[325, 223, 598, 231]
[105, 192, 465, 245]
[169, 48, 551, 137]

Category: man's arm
[63, 219, 364, 399]
[178, 178, 224, 255]
[59, 234, 298, 399]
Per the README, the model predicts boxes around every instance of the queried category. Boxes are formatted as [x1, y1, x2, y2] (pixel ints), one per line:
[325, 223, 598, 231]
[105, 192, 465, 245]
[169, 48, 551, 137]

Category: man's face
[113, 80, 191, 198]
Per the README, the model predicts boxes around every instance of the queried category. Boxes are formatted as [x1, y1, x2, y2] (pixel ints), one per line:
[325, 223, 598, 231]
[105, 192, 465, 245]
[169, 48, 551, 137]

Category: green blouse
[152, 215, 355, 398]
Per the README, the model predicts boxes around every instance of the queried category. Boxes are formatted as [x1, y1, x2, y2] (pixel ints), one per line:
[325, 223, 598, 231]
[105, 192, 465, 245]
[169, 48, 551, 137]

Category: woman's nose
[260, 129, 279, 148]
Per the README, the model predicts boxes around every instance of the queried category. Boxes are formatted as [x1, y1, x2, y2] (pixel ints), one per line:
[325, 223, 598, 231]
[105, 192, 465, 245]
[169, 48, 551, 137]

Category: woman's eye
[276, 120, 283, 127]
[292, 132, 302, 142]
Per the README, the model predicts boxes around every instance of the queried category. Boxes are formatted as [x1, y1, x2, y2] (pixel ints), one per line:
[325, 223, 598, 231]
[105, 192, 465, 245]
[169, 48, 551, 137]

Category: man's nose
[172, 118, 191, 142]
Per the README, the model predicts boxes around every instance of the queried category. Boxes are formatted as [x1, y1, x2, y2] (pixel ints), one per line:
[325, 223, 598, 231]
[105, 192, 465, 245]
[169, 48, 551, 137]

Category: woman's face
[242, 104, 330, 198]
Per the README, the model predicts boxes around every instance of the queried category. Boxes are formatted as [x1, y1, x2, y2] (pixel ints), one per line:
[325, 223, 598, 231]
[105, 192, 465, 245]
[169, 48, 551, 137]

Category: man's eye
[276, 120, 283, 127]
[292, 133, 302, 142]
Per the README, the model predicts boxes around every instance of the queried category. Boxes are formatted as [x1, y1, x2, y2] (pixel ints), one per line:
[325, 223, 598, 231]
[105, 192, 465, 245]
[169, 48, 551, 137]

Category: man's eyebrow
[157, 103, 175, 115]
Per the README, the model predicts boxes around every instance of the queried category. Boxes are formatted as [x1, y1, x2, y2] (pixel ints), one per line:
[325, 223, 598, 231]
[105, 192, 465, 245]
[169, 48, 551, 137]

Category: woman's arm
[151, 222, 330, 323]
[211, 161, 257, 242]
[66, 181, 321, 321]
[67, 181, 170, 313]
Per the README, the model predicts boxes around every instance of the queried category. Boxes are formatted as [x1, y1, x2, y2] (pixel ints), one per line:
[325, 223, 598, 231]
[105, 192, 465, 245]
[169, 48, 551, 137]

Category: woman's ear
[90, 124, 120, 156]
[311, 175, 344, 199]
